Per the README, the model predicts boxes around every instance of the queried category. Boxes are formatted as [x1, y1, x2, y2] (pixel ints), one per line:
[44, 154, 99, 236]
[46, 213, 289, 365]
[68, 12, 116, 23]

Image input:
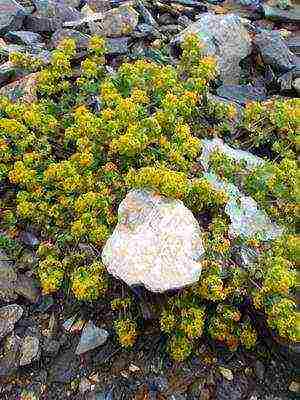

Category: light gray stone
[102, 189, 204, 292]
[75, 321, 109, 355]
[171, 13, 252, 84]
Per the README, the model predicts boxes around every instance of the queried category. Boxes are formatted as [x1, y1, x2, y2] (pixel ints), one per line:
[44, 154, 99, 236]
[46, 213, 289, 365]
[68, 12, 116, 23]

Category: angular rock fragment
[5, 30, 44, 46]
[263, 1, 300, 23]
[216, 84, 267, 106]
[200, 138, 264, 172]
[102, 189, 204, 292]
[19, 335, 40, 366]
[171, 13, 252, 84]
[204, 172, 283, 241]
[75, 321, 109, 355]
[254, 31, 296, 73]
[0, 72, 39, 103]
[0, 251, 18, 303]
[0, 0, 28, 33]
[95, 4, 139, 37]
[0, 304, 23, 340]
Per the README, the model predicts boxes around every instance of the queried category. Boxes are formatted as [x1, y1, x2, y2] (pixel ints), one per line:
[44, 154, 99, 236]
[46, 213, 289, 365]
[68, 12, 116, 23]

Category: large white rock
[102, 189, 204, 292]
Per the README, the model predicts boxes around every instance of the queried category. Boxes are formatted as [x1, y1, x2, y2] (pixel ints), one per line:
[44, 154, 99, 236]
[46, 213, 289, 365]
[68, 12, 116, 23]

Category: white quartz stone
[102, 189, 204, 292]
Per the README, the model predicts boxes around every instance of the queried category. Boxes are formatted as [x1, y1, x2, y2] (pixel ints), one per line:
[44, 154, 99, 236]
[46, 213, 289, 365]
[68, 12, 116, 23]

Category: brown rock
[0, 72, 39, 103]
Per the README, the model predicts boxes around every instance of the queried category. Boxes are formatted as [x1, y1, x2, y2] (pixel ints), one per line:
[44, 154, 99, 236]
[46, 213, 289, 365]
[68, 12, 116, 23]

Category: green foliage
[0, 33, 298, 359]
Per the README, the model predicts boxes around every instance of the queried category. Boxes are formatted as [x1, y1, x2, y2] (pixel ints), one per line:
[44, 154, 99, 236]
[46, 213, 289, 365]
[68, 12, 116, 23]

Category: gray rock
[92, 4, 139, 37]
[51, 28, 91, 49]
[132, 23, 161, 39]
[204, 171, 283, 240]
[0, 0, 28, 33]
[216, 373, 249, 400]
[216, 84, 267, 106]
[5, 30, 43, 46]
[75, 321, 109, 355]
[254, 31, 296, 73]
[86, 0, 112, 12]
[255, 360, 265, 380]
[200, 138, 264, 172]
[42, 337, 60, 354]
[26, 0, 82, 32]
[49, 350, 80, 383]
[0, 304, 23, 340]
[171, 13, 252, 84]
[263, 2, 300, 23]
[19, 335, 40, 366]
[0, 334, 22, 377]
[63, 9, 103, 29]
[106, 37, 129, 55]
[278, 70, 294, 92]
[293, 77, 300, 96]
[0, 251, 18, 302]
[19, 230, 39, 246]
[14, 274, 40, 303]
[33, 0, 80, 18]
[287, 34, 300, 56]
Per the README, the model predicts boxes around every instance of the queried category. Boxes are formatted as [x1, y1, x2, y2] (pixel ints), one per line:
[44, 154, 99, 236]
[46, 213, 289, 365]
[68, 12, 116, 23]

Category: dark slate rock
[277, 70, 294, 92]
[25, 14, 60, 31]
[216, 84, 267, 106]
[0, 0, 28, 33]
[0, 60, 16, 85]
[49, 350, 80, 383]
[14, 274, 40, 303]
[136, 0, 158, 26]
[106, 37, 129, 55]
[5, 30, 43, 45]
[293, 77, 300, 96]
[254, 31, 296, 73]
[263, 2, 300, 23]
[287, 34, 300, 56]
[0, 251, 18, 302]
[132, 23, 161, 39]
[0, 334, 22, 377]
[26, 0, 82, 32]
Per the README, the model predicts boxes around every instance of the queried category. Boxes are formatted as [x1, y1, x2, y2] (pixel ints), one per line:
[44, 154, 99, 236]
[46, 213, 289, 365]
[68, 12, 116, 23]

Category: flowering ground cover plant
[0, 34, 298, 361]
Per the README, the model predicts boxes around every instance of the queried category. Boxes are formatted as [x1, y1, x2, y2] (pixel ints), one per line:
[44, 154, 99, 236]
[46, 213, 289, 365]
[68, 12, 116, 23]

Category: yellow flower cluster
[168, 334, 193, 362]
[266, 298, 298, 342]
[38, 257, 65, 294]
[114, 317, 137, 348]
[208, 305, 256, 351]
[71, 261, 108, 301]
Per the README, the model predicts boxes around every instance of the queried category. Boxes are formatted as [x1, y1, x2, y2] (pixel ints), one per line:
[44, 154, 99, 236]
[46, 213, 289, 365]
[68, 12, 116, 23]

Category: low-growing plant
[0, 33, 298, 360]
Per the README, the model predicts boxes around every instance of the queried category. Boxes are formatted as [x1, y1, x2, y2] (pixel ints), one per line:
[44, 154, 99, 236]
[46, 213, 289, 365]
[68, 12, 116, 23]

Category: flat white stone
[102, 189, 204, 292]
